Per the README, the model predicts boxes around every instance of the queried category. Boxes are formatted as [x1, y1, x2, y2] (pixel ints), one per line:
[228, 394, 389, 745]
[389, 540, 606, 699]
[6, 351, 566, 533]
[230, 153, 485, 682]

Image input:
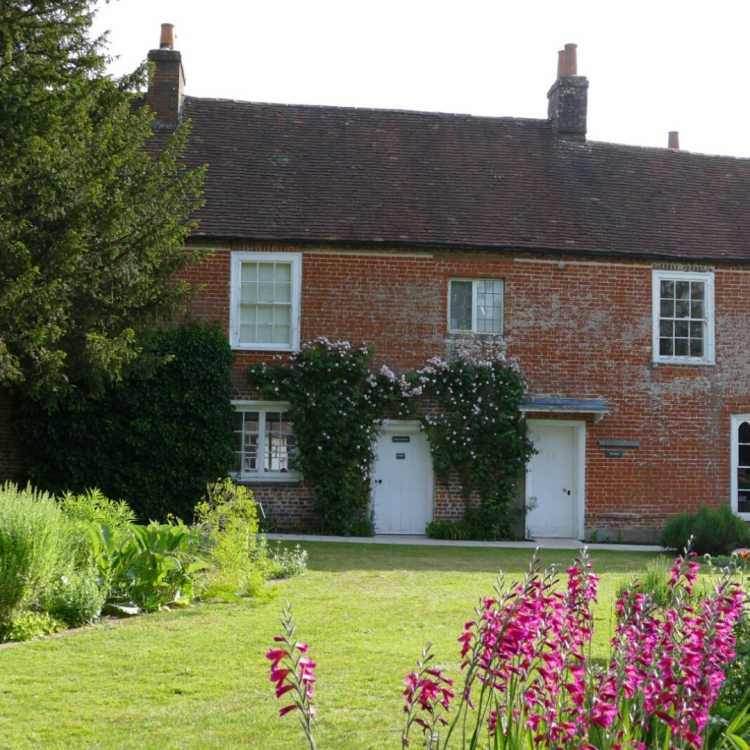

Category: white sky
[92, 1, 750, 158]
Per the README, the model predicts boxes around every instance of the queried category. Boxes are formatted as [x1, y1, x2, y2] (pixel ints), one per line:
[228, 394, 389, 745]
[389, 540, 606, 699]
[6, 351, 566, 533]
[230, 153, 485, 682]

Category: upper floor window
[448, 279, 504, 334]
[230, 252, 301, 351]
[231, 402, 299, 482]
[652, 270, 714, 364]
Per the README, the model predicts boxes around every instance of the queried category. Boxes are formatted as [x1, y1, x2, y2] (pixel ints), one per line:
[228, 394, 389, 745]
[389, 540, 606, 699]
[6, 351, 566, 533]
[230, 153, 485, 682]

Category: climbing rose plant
[417, 348, 535, 537]
[248, 338, 418, 535]
[267, 548, 748, 749]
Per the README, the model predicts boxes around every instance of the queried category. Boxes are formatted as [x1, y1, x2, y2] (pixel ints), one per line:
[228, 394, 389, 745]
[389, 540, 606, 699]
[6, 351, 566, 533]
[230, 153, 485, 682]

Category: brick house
[6, 29, 750, 542]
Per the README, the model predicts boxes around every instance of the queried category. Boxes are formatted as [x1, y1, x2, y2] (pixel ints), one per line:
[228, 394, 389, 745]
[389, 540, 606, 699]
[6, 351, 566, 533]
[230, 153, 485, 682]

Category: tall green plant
[0, 483, 68, 621]
[249, 338, 415, 535]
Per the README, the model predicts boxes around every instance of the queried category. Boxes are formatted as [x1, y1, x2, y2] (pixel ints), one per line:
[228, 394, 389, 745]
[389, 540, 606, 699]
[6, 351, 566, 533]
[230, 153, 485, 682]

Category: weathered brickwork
[169, 244, 750, 538]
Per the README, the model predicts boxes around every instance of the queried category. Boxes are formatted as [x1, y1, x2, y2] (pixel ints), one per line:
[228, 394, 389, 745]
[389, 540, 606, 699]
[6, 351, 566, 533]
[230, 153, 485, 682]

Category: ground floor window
[232, 402, 298, 481]
[731, 415, 750, 517]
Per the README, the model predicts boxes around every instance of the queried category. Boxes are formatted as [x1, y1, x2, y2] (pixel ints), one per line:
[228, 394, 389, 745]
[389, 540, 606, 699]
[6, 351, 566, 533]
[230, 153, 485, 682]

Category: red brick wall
[179, 243, 750, 537]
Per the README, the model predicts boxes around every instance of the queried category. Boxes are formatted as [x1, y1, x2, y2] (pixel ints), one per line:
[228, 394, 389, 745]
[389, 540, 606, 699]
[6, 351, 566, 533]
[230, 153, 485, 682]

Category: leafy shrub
[660, 505, 750, 556]
[59, 488, 136, 529]
[17, 323, 235, 522]
[40, 568, 107, 627]
[0, 483, 69, 621]
[194, 479, 265, 599]
[426, 520, 470, 540]
[90, 520, 209, 611]
[0, 611, 66, 643]
[253, 538, 308, 580]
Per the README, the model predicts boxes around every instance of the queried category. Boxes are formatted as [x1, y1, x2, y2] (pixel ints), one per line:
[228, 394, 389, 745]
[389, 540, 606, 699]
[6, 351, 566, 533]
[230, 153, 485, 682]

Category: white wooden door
[372, 424, 434, 534]
[526, 421, 583, 538]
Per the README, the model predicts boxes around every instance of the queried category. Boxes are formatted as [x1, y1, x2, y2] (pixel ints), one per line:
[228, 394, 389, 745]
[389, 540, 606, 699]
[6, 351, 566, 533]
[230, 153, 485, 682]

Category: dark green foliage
[418, 351, 535, 538]
[0, 1, 205, 400]
[659, 505, 750, 556]
[17, 324, 235, 521]
[426, 520, 471, 541]
[249, 339, 414, 536]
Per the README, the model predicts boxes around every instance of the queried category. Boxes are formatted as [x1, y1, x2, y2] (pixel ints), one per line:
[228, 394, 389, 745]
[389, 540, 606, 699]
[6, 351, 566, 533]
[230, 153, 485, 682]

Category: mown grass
[0, 543, 673, 749]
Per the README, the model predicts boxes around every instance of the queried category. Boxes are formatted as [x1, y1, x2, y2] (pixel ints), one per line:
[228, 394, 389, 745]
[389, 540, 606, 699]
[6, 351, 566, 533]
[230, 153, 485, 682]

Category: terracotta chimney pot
[557, 50, 565, 78]
[563, 43, 578, 76]
[159, 23, 175, 50]
[668, 131, 680, 149]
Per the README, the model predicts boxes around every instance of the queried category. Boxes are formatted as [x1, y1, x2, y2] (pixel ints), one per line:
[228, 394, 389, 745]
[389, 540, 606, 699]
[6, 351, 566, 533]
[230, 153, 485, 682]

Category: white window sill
[234, 473, 301, 483]
[651, 359, 716, 368]
[231, 344, 296, 352]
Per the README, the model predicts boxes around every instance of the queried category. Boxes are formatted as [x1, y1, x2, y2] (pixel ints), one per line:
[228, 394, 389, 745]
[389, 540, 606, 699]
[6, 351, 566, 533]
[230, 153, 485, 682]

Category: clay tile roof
[180, 96, 750, 263]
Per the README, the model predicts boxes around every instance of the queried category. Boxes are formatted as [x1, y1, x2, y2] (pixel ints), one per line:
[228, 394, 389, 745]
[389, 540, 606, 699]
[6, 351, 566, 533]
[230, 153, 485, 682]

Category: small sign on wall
[396, 453, 406, 459]
[392, 436, 410, 443]
[605, 450, 624, 458]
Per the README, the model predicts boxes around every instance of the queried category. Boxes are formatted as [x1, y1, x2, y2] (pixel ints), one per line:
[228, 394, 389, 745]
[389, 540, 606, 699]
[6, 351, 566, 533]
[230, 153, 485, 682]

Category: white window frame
[652, 270, 715, 365]
[447, 278, 504, 335]
[730, 414, 750, 520]
[230, 252, 302, 351]
[231, 401, 300, 482]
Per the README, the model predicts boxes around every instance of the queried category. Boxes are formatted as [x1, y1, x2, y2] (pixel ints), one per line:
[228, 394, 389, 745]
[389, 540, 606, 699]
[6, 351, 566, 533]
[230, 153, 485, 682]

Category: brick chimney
[146, 24, 185, 128]
[547, 43, 588, 142]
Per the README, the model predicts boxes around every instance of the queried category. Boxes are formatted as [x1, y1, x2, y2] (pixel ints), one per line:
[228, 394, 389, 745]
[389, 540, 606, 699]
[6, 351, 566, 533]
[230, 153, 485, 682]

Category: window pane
[240, 263, 257, 282]
[675, 321, 689, 338]
[691, 301, 704, 318]
[257, 306, 273, 324]
[240, 412, 259, 473]
[239, 324, 256, 344]
[660, 320, 673, 337]
[265, 412, 295, 472]
[739, 421, 750, 444]
[258, 283, 275, 303]
[739, 490, 750, 514]
[675, 300, 690, 318]
[239, 306, 256, 324]
[275, 283, 292, 303]
[689, 338, 704, 357]
[659, 338, 673, 356]
[476, 279, 503, 333]
[273, 325, 291, 344]
[274, 306, 291, 324]
[739, 468, 750, 489]
[691, 283, 705, 301]
[240, 284, 258, 304]
[450, 281, 472, 330]
[660, 300, 674, 317]
[676, 281, 690, 300]
[661, 280, 675, 298]
[739, 444, 750, 467]
[675, 338, 689, 356]
[257, 324, 273, 343]
[275, 264, 292, 282]
[258, 263, 275, 282]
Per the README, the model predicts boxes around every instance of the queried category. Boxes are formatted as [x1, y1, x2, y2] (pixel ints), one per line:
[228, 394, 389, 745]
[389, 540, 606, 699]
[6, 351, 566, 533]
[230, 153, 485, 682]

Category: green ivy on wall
[417, 348, 536, 540]
[16, 324, 235, 522]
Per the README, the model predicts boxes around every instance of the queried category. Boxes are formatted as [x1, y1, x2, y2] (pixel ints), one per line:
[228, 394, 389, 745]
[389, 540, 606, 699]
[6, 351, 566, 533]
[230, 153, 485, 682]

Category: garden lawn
[0, 543, 671, 749]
